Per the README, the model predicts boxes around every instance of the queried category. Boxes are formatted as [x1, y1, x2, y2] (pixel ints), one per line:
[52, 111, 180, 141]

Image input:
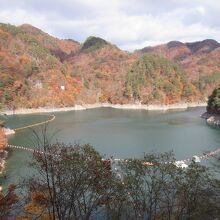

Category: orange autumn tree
[21, 191, 50, 220]
[0, 121, 7, 150]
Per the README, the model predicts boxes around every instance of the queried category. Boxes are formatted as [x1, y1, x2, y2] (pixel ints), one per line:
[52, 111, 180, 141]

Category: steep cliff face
[0, 23, 219, 109]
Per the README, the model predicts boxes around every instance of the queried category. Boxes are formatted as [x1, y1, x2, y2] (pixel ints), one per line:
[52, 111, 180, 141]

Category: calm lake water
[3, 107, 220, 184]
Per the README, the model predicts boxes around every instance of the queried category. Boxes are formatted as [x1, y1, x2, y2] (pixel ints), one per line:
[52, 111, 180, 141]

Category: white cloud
[0, 0, 220, 51]
[196, 6, 206, 15]
[0, 9, 51, 33]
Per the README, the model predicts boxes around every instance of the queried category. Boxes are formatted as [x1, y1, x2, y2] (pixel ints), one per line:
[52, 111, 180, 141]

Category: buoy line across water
[13, 114, 56, 132]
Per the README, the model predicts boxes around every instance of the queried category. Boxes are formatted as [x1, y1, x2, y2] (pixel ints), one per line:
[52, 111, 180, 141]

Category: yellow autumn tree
[21, 191, 49, 220]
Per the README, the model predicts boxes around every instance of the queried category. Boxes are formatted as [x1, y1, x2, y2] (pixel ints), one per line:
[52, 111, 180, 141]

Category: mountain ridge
[137, 39, 220, 54]
[0, 23, 220, 109]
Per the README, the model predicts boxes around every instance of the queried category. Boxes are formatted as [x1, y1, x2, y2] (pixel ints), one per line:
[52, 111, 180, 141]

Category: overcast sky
[0, 0, 219, 51]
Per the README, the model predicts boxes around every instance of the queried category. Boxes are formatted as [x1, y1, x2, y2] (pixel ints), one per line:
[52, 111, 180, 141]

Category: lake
[3, 107, 220, 185]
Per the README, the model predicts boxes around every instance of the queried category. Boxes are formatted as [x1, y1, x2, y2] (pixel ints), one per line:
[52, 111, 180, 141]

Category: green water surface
[3, 107, 220, 184]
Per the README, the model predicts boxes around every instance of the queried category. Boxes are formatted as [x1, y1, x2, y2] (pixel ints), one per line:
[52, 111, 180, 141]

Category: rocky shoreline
[4, 128, 15, 135]
[2, 102, 207, 115]
[201, 112, 220, 127]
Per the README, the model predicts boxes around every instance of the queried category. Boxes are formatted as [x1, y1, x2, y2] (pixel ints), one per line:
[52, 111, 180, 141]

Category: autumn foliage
[0, 127, 6, 150]
[10, 143, 220, 219]
[0, 23, 220, 110]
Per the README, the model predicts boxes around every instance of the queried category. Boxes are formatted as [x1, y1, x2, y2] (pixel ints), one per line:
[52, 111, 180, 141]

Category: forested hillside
[0, 23, 81, 108]
[125, 54, 197, 104]
[137, 39, 220, 101]
[0, 23, 219, 109]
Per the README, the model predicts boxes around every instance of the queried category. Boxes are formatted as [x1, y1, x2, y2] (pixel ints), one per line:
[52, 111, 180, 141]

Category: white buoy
[175, 161, 188, 169]
[192, 155, 201, 163]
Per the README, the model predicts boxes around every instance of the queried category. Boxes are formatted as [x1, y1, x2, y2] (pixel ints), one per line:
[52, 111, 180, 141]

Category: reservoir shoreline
[2, 102, 207, 116]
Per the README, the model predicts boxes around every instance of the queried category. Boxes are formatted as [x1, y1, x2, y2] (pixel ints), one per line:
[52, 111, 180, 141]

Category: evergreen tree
[207, 86, 220, 114]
